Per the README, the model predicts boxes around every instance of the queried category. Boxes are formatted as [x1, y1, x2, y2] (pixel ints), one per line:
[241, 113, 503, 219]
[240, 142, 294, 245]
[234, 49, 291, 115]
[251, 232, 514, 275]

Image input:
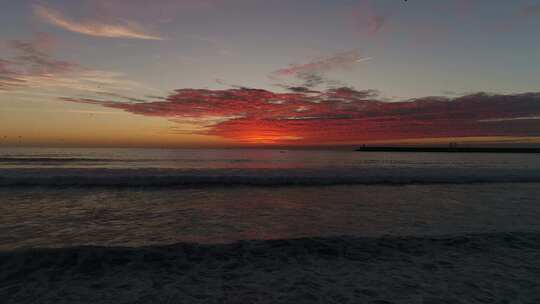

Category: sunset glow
[2, 0, 540, 148]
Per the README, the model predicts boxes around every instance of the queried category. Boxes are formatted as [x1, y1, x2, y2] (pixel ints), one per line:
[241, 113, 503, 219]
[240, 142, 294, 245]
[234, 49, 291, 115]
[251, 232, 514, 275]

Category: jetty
[355, 146, 540, 153]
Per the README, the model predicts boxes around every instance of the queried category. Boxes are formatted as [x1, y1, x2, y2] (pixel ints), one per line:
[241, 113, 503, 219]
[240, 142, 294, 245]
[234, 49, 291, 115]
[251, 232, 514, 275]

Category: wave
[3, 231, 538, 253]
[2, 231, 538, 303]
[0, 157, 133, 163]
[1, 168, 540, 187]
[0, 157, 262, 164]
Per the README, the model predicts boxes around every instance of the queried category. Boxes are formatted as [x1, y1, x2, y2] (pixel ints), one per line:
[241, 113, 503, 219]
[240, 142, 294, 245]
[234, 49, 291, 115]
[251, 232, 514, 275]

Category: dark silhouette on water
[356, 146, 540, 153]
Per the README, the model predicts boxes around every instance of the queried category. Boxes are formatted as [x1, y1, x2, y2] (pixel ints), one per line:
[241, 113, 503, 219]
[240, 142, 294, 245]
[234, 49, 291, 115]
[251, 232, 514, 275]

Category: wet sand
[2, 232, 540, 303]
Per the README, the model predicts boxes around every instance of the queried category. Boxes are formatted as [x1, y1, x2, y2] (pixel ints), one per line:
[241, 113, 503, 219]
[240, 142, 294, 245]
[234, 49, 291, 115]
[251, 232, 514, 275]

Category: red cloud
[352, 1, 392, 36]
[64, 89, 540, 145]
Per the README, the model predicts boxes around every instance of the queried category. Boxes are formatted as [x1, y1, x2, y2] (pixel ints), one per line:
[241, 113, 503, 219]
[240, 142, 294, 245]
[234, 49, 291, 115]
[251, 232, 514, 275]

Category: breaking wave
[1, 167, 540, 187]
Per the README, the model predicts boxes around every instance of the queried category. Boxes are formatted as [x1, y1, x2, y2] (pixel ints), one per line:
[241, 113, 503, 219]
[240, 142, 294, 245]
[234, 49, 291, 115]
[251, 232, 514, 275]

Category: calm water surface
[1, 147, 540, 250]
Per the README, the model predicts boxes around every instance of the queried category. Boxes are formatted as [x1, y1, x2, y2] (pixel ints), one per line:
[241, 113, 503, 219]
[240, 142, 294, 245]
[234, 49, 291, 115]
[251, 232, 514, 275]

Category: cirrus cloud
[0, 33, 157, 99]
[0, 33, 81, 91]
[34, 5, 163, 40]
[270, 50, 371, 89]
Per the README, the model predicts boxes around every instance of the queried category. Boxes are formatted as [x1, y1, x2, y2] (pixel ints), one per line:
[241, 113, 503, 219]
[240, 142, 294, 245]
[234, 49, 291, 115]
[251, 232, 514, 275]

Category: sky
[1, 0, 540, 148]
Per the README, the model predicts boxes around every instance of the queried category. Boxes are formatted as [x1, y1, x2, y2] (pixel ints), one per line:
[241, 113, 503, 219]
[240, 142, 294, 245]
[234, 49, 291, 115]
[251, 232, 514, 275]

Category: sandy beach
[2, 232, 540, 303]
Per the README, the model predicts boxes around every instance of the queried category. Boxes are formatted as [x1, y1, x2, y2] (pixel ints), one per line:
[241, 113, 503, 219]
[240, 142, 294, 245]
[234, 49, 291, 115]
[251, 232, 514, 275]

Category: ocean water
[1, 147, 540, 250]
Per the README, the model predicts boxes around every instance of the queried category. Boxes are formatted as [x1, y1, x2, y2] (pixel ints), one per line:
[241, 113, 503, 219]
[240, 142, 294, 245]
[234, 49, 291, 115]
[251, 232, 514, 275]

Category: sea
[1, 147, 540, 250]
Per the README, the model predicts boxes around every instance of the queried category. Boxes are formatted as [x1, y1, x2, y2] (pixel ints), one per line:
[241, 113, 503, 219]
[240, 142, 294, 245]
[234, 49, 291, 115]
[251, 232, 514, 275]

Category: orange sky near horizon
[2, 1, 540, 148]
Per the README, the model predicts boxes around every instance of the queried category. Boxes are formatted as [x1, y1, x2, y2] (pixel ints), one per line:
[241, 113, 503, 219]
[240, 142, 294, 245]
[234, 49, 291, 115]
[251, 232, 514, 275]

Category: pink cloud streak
[34, 5, 163, 40]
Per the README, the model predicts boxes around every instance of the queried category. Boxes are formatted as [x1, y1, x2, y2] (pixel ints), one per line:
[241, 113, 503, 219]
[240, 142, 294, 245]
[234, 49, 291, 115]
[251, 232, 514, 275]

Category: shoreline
[2, 232, 540, 303]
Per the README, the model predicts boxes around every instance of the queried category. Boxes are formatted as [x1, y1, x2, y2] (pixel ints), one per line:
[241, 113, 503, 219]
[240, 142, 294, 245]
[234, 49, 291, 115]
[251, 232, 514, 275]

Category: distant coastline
[355, 146, 540, 153]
